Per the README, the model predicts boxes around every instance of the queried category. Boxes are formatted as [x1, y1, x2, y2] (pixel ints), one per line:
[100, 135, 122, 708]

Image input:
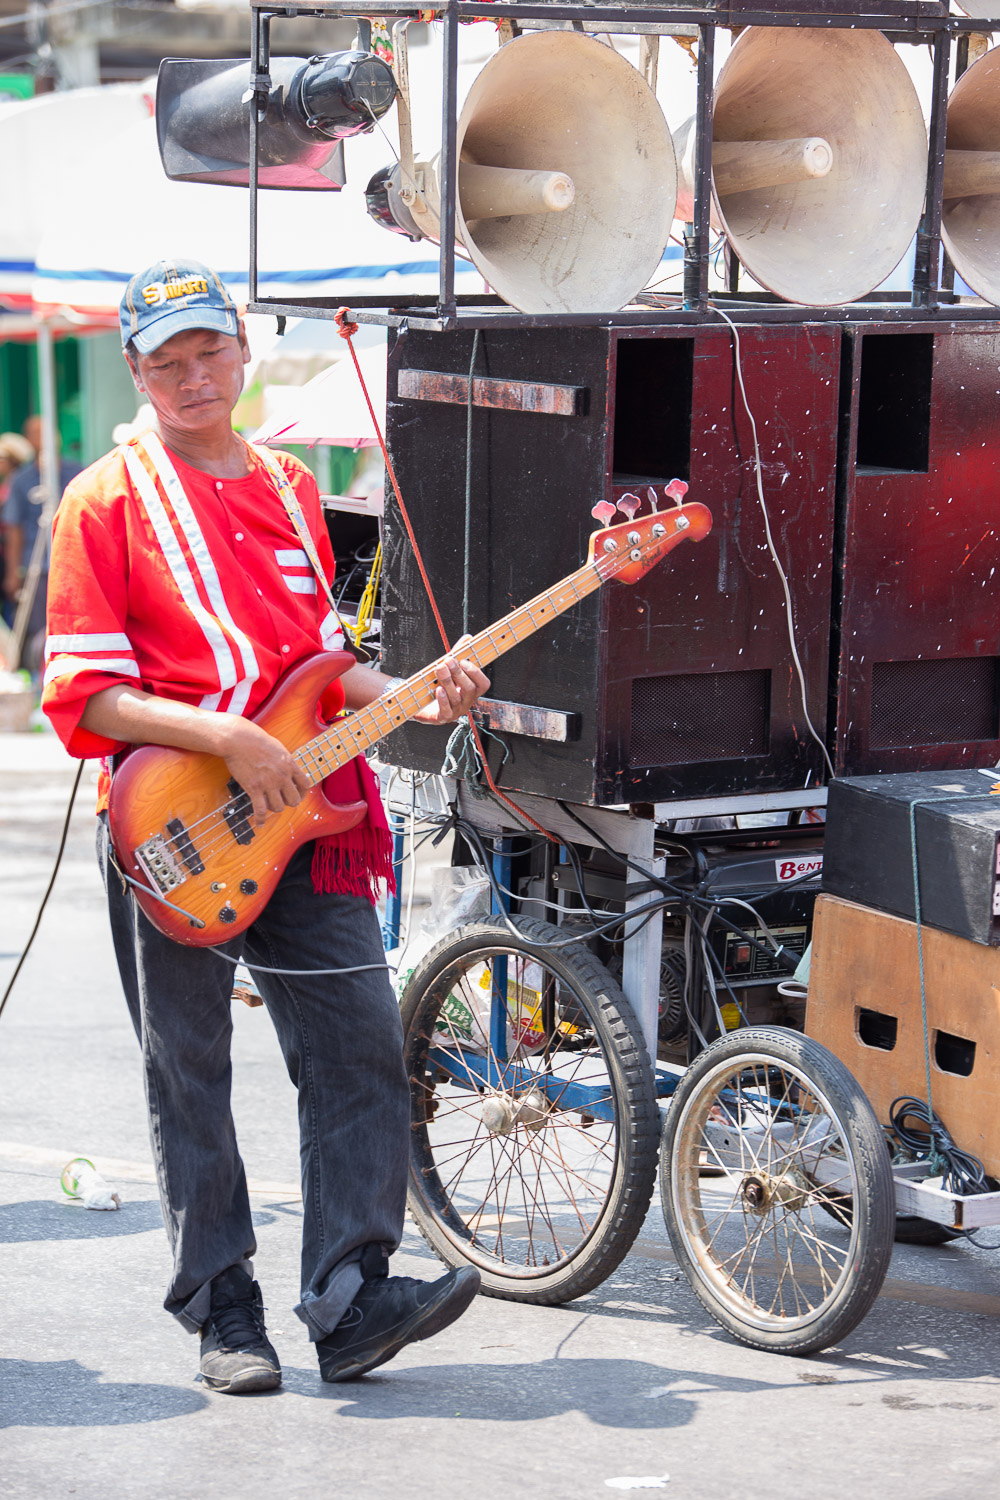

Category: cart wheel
[817, 1158, 965, 1247]
[400, 916, 660, 1303]
[659, 1027, 895, 1354]
[891, 1216, 963, 1246]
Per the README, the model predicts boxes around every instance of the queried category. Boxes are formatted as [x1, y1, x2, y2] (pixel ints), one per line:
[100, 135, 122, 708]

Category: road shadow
[0, 1198, 164, 1243]
[0, 1198, 278, 1243]
[280, 1334, 1000, 1426]
[0, 1358, 208, 1427]
[280, 1354, 790, 1428]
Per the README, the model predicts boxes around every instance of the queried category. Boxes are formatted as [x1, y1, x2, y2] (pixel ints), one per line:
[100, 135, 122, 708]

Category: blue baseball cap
[120, 257, 240, 354]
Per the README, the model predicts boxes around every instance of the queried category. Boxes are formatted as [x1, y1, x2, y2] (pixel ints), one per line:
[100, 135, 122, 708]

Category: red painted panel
[602, 323, 840, 800]
[835, 326, 1000, 775]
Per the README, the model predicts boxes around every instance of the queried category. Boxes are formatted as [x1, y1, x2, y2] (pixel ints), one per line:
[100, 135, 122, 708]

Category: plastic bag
[391, 866, 491, 1002]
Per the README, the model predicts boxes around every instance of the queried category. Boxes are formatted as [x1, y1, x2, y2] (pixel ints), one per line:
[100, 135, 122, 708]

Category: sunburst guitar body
[108, 653, 367, 945]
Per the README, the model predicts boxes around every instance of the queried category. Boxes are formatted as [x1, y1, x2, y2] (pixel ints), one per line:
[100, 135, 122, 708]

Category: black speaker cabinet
[380, 323, 840, 806]
[833, 323, 1000, 778]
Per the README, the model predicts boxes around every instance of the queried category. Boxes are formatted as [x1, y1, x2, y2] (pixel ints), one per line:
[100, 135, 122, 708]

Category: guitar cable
[112, 863, 391, 977]
[208, 949, 390, 978]
[0, 760, 83, 1024]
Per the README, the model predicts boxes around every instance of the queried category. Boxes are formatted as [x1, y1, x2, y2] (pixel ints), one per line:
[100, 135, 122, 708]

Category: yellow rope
[350, 541, 382, 647]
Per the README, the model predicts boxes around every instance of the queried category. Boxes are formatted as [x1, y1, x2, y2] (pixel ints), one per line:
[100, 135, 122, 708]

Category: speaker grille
[870, 657, 1000, 748]
[630, 670, 771, 766]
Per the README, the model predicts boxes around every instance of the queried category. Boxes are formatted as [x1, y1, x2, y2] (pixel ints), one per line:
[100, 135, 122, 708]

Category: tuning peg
[591, 500, 616, 527]
[664, 478, 689, 507]
[646, 486, 659, 512]
[616, 492, 640, 521]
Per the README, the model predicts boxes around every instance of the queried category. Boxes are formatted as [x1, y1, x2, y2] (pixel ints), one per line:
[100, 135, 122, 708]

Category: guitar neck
[297, 559, 603, 782]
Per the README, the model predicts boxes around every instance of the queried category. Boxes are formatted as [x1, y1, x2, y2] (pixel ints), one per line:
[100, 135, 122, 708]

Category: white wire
[682, 911, 711, 1053]
[715, 895, 783, 952]
[711, 303, 837, 782]
[700, 905, 730, 1038]
[390, 777, 421, 969]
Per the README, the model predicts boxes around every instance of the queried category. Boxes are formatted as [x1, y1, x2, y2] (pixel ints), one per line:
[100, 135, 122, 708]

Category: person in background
[0, 431, 34, 628]
[1, 416, 81, 667]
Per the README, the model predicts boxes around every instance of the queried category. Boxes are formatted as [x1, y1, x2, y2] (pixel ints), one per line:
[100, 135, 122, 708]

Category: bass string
[152, 700, 401, 867]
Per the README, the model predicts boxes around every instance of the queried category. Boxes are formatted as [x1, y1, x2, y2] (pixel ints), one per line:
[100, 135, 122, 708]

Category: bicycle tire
[400, 916, 660, 1304]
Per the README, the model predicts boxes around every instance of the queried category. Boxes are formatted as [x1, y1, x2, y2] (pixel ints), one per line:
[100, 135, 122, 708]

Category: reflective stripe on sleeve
[45, 632, 133, 657]
[44, 656, 141, 686]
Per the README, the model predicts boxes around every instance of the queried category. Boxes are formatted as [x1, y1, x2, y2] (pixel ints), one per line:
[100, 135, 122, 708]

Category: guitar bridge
[135, 834, 185, 895]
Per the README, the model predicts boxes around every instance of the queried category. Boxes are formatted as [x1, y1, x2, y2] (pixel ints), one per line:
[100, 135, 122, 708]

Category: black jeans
[98, 819, 410, 1339]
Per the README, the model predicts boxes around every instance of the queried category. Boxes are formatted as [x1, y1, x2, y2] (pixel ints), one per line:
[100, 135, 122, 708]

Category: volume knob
[218, 906, 237, 924]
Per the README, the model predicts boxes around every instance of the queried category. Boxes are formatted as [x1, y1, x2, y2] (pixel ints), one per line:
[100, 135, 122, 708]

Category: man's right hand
[80, 683, 312, 826]
[215, 717, 312, 825]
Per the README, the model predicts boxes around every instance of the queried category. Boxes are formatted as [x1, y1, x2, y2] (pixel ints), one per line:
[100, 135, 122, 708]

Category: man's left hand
[413, 652, 490, 727]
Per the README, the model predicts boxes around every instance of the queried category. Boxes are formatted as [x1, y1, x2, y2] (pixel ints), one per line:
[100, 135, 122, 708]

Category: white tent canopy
[251, 343, 387, 448]
[0, 83, 152, 314]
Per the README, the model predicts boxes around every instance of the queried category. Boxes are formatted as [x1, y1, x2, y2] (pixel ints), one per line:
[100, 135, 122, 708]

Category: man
[2, 415, 81, 660]
[42, 258, 489, 1394]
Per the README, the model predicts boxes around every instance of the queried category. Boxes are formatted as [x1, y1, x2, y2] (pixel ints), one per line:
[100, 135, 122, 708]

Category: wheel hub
[740, 1165, 812, 1216]
[480, 1085, 552, 1135]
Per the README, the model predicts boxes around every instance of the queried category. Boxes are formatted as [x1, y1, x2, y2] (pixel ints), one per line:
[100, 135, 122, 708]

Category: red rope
[334, 307, 557, 842]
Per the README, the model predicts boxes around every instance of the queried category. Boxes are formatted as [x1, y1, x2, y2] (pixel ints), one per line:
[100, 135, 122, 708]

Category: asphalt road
[2, 733, 999, 1500]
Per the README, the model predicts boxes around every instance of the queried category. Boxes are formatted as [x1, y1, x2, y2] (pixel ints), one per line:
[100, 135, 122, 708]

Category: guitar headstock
[588, 482, 712, 583]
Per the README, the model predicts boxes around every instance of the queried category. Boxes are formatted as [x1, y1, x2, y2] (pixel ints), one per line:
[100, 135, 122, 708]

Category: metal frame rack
[246, 0, 1000, 332]
[238, 2, 1000, 1310]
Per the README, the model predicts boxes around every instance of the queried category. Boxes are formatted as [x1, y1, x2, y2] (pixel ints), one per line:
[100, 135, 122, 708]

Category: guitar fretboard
[293, 558, 604, 784]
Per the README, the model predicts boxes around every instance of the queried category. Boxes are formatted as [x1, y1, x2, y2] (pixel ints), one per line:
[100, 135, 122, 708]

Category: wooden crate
[806, 893, 1000, 1177]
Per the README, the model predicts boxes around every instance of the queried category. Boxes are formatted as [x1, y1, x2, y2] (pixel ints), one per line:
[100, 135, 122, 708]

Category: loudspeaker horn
[156, 52, 396, 188]
[942, 45, 1000, 307]
[674, 28, 927, 306]
[366, 30, 677, 315]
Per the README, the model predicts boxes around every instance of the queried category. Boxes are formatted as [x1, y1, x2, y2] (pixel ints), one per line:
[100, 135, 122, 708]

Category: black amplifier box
[823, 770, 1000, 945]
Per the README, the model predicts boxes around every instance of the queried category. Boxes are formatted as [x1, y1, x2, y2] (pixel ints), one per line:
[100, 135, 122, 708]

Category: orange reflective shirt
[43, 434, 346, 807]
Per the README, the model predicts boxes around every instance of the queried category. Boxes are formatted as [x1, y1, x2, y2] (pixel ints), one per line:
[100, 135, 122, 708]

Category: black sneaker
[199, 1265, 281, 1394]
[316, 1252, 480, 1383]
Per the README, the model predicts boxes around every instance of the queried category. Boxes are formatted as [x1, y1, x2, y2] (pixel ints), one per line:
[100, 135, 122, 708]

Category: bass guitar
[108, 493, 712, 945]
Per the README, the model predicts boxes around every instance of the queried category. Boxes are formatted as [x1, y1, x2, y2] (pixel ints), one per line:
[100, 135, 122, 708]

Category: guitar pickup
[165, 818, 205, 875]
[224, 779, 255, 845]
[135, 834, 185, 895]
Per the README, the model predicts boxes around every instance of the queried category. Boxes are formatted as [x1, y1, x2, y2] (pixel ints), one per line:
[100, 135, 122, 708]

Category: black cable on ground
[0, 759, 84, 1024]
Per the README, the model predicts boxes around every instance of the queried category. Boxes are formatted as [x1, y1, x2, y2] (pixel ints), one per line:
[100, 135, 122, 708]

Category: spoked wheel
[660, 1027, 895, 1354]
[400, 916, 660, 1303]
[891, 1216, 962, 1246]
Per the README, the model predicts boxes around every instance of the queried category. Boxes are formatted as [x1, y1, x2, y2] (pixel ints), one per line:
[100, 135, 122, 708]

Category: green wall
[0, 336, 81, 459]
